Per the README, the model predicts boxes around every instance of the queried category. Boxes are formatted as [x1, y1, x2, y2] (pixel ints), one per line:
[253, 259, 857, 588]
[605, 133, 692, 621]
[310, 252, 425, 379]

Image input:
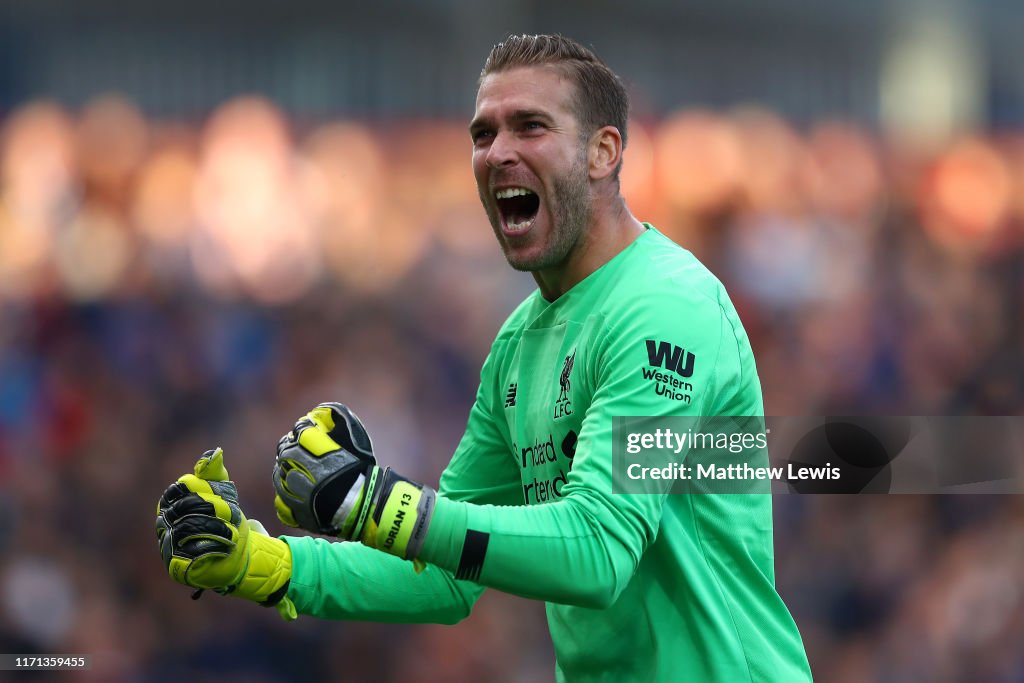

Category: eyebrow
[469, 108, 556, 135]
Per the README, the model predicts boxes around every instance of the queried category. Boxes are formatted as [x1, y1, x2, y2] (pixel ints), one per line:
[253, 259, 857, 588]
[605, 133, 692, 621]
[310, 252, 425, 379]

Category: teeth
[495, 187, 535, 200]
[507, 217, 535, 232]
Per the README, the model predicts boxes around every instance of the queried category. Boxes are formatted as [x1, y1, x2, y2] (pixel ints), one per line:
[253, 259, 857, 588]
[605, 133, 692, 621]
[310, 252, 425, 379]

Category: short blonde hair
[481, 34, 630, 158]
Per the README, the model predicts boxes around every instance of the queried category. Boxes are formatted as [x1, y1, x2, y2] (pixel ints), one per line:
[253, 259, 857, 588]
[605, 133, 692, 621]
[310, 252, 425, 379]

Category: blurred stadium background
[1, 0, 1023, 681]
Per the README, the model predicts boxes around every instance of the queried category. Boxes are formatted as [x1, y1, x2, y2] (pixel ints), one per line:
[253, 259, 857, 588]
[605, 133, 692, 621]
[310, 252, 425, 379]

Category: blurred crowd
[0, 93, 1022, 681]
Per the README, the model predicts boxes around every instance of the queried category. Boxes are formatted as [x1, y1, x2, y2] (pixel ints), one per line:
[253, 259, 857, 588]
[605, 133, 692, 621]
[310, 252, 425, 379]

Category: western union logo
[645, 340, 695, 378]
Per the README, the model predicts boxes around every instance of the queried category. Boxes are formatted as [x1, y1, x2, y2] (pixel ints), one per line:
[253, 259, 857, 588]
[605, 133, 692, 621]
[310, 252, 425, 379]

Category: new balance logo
[645, 340, 695, 378]
[504, 383, 518, 408]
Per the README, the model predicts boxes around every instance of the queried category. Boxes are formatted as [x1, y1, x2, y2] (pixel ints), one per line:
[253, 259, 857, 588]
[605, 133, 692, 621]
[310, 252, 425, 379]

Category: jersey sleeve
[419, 290, 746, 608]
[286, 345, 524, 622]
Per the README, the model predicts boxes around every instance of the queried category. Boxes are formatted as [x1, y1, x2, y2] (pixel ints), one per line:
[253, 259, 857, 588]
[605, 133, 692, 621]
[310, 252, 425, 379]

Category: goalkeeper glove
[273, 402, 436, 565]
[156, 447, 297, 620]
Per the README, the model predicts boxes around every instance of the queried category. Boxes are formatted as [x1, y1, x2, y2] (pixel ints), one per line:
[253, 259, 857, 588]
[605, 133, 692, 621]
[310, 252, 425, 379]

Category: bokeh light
[804, 121, 884, 222]
[132, 145, 200, 248]
[53, 205, 132, 301]
[920, 137, 1012, 252]
[731, 106, 807, 214]
[0, 102, 79, 300]
[654, 110, 743, 215]
[193, 97, 321, 303]
[76, 94, 149, 202]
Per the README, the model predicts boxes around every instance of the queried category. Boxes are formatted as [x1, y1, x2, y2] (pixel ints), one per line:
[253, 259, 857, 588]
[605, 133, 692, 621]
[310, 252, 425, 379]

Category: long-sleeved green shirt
[285, 226, 812, 682]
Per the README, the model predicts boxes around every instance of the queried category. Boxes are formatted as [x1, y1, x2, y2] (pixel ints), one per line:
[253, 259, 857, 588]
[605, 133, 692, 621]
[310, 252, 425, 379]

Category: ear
[588, 126, 623, 181]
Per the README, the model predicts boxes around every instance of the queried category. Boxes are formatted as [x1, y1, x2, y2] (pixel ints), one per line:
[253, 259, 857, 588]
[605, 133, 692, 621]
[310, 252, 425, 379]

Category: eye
[523, 121, 545, 132]
[471, 129, 494, 145]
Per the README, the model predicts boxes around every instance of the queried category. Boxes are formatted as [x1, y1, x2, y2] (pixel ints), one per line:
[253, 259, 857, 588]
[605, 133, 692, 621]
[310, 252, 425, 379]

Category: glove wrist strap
[360, 467, 436, 562]
[346, 466, 381, 540]
[261, 581, 291, 607]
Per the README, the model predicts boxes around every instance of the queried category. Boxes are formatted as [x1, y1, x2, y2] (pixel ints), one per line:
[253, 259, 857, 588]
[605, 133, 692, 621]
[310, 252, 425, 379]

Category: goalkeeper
[156, 34, 812, 681]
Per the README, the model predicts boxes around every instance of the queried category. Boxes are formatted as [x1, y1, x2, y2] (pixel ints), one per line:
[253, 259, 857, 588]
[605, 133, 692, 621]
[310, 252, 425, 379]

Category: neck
[533, 195, 646, 301]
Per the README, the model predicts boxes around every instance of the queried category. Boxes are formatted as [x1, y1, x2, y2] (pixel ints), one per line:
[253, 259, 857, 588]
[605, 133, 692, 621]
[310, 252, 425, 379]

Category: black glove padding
[273, 402, 376, 536]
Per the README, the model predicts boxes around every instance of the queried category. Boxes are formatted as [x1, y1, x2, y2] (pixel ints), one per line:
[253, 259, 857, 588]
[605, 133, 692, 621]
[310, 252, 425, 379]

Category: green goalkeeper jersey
[285, 226, 812, 682]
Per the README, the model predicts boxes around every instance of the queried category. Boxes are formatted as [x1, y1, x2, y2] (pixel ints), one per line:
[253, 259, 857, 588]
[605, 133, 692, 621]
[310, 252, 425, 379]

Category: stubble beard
[484, 150, 593, 273]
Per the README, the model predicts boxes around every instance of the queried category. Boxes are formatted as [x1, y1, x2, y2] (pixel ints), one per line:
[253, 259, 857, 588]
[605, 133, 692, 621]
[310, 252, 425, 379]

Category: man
[157, 34, 812, 681]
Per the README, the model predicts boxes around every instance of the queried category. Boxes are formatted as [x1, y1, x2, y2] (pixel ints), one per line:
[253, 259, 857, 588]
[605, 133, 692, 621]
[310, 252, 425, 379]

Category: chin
[499, 243, 537, 270]
[502, 250, 537, 272]
[506, 257, 539, 273]
[503, 243, 563, 273]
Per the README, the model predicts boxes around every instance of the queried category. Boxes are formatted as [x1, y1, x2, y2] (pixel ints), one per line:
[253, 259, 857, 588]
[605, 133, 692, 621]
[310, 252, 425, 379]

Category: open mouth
[495, 187, 540, 233]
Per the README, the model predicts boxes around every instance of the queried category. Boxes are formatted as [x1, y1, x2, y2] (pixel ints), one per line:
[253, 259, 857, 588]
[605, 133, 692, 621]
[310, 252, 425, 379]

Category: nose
[485, 130, 518, 170]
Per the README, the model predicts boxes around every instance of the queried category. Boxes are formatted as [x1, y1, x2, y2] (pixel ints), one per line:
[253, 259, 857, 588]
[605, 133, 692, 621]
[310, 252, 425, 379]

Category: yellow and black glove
[156, 448, 297, 620]
[273, 402, 436, 566]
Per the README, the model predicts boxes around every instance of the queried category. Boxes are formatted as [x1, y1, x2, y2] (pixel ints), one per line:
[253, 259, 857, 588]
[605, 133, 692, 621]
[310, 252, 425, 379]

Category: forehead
[473, 65, 577, 122]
